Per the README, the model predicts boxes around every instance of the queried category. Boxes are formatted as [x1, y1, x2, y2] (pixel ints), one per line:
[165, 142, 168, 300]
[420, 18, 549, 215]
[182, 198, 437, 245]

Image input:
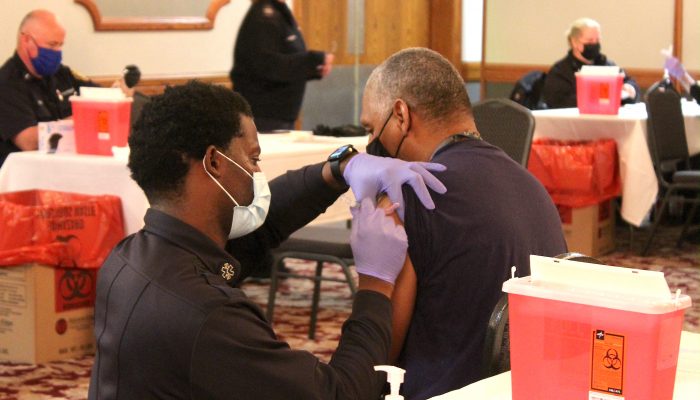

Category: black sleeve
[235, 12, 325, 83]
[0, 81, 36, 141]
[691, 83, 700, 104]
[607, 59, 640, 104]
[542, 63, 577, 109]
[190, 290, 392, 400]
[226, 162, 344, 274]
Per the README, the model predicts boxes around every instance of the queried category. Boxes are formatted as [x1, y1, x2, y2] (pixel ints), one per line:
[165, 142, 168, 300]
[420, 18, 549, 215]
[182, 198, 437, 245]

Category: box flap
[530, 254, 671, 297]
[502, 255, 691, 314]
[578, 65, 621, 76]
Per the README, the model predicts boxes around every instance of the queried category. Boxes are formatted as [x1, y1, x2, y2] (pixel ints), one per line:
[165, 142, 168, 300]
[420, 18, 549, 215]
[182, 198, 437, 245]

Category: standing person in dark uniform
[542, 17, 640, 109]
[0, 9, 131, 167]
[230, 0, 333, 132]
[88, 81, 448, 400]
[361, 48, 567, 399]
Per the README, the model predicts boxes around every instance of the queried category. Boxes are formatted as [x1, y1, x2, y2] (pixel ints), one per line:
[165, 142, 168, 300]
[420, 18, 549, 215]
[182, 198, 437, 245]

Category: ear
[393, 99, 412, 134]
[203, 145, 224, 178]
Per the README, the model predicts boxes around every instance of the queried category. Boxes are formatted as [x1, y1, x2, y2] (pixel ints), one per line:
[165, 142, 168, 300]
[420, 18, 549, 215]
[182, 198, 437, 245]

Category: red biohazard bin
[528, 138, 621, 208]
[0, 190, 125, 268]
[503, 256, 691, 400]
[70, 96, 132, 156]
[576, 73, 624, 115]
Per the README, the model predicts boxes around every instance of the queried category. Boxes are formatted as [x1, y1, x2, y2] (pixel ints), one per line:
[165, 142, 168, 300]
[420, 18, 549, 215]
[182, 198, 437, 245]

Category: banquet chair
[482, 293, 510, 379]
[481, 252, 604, 379]
[266, 224, 356, 339]
[473, 99, 536, 167]
[642, 85, 700, 255]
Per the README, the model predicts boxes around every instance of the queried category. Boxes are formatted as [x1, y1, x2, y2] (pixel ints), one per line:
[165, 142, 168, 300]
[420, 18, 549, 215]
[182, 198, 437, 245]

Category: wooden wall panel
[295, 0, 430, 66]
[430, 0, 462, 68]
[91, 74, 231, 96]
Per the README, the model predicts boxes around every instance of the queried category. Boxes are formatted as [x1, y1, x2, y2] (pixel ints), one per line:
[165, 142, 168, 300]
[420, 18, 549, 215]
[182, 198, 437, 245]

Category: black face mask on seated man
[366, 112, 407, 158]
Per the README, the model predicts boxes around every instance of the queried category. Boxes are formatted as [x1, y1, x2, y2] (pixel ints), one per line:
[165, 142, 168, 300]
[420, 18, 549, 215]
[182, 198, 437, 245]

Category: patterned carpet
[1, 225, 697, 400]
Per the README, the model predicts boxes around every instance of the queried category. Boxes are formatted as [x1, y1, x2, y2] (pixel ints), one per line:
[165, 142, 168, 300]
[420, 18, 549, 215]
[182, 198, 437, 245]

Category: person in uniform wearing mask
[88, 80, 448, 400]
[542, 17, 640, 109]
[0, 9, 130, 167]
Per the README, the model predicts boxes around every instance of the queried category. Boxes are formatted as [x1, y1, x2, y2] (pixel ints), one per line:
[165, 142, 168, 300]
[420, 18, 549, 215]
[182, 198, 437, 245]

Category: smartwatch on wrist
[327, 144, 357, 186]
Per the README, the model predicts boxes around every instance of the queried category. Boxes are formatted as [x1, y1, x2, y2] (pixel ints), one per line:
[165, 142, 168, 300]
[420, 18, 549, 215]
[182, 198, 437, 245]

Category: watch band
[330, 158, 345, 185]
[328, 144, 357, 186]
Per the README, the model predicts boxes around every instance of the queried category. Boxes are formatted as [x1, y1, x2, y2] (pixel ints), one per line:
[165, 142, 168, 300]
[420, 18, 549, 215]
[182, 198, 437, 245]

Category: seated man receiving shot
[358, 48, 567, 399]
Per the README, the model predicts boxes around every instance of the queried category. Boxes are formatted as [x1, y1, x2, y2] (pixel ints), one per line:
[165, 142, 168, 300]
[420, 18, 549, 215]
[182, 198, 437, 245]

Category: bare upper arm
[377, 195, 418, 363]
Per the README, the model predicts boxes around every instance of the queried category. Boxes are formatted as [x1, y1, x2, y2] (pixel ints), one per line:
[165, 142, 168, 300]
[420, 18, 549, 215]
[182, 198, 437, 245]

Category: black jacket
[231, 0, 325, 121]
[543, 50, 640, 109]
[88, 163, 392, 400]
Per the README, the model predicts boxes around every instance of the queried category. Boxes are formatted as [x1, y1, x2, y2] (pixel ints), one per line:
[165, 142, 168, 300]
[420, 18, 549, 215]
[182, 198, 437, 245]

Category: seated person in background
[88, 80, 448, 399]
[543, 17, 640, 109]
[664, 52, 700, 104]
[0, 9, 131, 167]
[359, 48, 568, 400]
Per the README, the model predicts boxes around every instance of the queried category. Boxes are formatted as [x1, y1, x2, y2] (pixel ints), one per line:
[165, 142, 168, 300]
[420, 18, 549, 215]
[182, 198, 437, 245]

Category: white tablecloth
[532, 101, 700, 227]
[0, 132, 367, 235]
[432, 330, 700, 400]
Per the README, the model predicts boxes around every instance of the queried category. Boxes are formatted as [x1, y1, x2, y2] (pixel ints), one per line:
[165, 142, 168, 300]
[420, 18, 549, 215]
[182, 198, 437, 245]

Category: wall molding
[465, 63, 699, 89]
[90, 73, 231, 96]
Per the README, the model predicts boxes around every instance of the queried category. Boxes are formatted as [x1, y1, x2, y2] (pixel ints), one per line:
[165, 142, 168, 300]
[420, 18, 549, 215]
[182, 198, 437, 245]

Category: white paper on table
[38, 120, 76, 154]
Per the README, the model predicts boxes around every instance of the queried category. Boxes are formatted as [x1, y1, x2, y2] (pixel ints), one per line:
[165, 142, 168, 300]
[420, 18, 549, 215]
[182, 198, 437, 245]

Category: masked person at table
[0, 9, 131, 167]
[360, 48, 567, 399]
[88, 80, 449, 400]
[542, 17, 640, 109]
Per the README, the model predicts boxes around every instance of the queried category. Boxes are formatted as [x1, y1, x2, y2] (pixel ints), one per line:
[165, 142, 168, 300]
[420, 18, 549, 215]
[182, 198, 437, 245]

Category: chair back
[509, 70, 547, 110]
[481, 294, 510, 379]
[645, 85, 690, 182]
[473, 99, 535, 166]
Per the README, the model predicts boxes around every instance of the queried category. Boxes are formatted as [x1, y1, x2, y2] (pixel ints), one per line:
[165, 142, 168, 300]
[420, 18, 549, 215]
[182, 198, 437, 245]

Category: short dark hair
[128, 80, 252, 202]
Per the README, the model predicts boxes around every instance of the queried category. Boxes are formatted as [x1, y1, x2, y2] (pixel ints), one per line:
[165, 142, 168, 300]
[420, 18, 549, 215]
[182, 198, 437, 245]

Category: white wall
[461, 0, 483, 62]
[683, 0, 700, 69]
[485, 0, 677, 69]
[0, 0, 251, 77]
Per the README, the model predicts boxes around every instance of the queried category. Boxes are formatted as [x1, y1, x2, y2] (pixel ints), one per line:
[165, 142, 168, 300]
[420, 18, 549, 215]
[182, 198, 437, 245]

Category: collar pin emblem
[221, 263, 235, 281]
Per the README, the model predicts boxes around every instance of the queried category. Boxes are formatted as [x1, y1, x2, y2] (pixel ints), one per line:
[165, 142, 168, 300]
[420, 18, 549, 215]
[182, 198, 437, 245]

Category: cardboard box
[557, 200, 615, 256]
[0, 264, 96, 363]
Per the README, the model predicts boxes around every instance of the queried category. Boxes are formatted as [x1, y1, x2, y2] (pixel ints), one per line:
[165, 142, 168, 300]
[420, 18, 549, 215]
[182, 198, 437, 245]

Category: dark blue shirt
[398, 138, 567, 399]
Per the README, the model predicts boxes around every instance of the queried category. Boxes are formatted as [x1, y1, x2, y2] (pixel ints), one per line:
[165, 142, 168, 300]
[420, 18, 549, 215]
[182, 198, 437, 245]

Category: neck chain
[431, 131, 481, 159]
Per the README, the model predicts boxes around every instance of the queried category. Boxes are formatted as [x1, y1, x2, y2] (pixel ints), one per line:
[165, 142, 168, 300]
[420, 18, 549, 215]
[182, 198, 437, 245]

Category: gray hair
[365, 47, 472, 122]
[566, 17, 600, 44]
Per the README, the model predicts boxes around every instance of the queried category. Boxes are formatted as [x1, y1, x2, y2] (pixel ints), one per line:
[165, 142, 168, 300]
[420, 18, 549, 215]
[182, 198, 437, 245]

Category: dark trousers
[255, 117, 295, 133]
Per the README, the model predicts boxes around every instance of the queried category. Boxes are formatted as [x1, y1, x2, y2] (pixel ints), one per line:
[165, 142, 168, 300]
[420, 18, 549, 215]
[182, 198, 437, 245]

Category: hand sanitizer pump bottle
[374, 365, 406, 400]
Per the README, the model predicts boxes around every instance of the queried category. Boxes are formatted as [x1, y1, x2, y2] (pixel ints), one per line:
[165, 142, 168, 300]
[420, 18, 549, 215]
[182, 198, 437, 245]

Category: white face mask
[203, 150, 271, 239]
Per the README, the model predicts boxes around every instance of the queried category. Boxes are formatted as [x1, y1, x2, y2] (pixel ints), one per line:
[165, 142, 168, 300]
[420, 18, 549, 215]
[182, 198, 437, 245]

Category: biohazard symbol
[58, 269, 94, 301]
[603, 348, 622, 370]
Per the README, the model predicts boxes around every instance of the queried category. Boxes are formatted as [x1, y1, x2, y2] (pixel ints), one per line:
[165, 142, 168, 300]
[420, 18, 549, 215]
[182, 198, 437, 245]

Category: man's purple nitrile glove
[343, 153, 447, 220]
[350, 198, 408, 284]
